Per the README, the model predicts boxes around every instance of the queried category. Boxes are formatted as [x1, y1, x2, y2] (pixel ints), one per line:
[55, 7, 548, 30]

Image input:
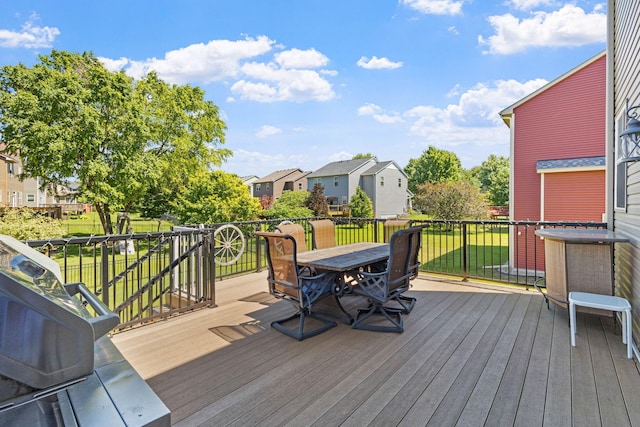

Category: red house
[500, 51, 606, 272]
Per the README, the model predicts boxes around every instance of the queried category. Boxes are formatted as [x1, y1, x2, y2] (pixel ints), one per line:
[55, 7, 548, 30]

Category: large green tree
[404, 146, 462, 193]
[471, 155, 510, 206]
[172, 170, 260, 224]
[0, 50, 230, 234]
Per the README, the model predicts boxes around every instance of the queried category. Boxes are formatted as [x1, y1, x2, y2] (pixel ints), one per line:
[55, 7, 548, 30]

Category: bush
[414, 181, 489, 220]
[0, 208, 65, 240]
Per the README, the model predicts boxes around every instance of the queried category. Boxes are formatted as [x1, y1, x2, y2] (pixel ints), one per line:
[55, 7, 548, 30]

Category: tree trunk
[96, 203, 113, 235]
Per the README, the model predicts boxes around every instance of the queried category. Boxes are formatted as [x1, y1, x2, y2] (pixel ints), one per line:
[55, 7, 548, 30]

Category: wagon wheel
[213, 224, 245, 266]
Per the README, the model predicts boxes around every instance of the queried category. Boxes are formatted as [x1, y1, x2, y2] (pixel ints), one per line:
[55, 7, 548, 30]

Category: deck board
[111, 273, 640, 426]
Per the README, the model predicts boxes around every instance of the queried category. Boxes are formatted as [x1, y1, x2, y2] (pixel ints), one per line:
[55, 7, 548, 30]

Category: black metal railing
[24, 218, 605, 330]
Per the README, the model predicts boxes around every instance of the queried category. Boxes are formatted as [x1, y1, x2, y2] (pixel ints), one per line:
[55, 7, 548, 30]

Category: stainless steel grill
[0, 235, 170, 426]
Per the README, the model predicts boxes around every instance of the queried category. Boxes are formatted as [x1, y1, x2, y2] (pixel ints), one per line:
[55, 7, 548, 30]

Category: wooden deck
[111, 272, 640, 426]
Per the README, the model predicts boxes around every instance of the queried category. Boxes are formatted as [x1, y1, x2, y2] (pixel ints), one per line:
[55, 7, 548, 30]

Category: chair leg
[569, 300, 577, 347]
[352, 303, 403, 333]
[396, 295, 416, 314]
[271, 309, 337, 340]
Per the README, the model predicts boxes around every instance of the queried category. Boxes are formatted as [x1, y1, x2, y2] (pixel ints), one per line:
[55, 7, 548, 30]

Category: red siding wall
[512, 55, 606, 271]
[543, 171, 605, 222]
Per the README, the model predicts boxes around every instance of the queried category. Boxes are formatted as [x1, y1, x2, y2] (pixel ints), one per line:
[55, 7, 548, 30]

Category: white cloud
[275, 48, 328, 69]
[357, 56, 403, 70]
[329, 152, 353, 162]
[101, 36, 274, 83]
[101, 36, 336, 103]
[448, 26, 459, 36]
[256, 125, 282, 138]
[360, 79, 547, 156]
[479, 5, 606, 55]
[0, 14, 59, 48]
[400, 0, 463, 15]
[232, 63, 335, 102]
[358, 103, 404, 124]
[507, 0, 555, 11]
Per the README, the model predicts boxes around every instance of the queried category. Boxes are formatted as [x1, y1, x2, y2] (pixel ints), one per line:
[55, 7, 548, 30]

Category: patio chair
[350, 228, 414, 333]
[309, 219, 337, 249]
[383, 219, 409, 242]
[275, 222, 308, 253]
[392, 226, 421, 314]
[257, 231, 337, 340]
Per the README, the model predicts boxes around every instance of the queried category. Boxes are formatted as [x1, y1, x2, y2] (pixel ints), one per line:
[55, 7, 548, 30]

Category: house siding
[372, 168, 408, 218]
[510, 54, 606, 272]
[543, 171, 605, 222]
[610, 0, 640, 349]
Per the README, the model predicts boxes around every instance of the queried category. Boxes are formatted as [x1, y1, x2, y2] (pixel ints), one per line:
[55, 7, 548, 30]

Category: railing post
[462, 222, 468, 282]
[101, 240, 110, 305]
[256, 233, 263, 272]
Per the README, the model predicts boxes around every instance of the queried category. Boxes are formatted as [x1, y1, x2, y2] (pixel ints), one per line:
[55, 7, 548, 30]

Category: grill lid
[0, 235, 119, 389]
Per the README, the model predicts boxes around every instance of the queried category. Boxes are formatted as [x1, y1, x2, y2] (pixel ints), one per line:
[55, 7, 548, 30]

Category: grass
[62, 212, 174, 236]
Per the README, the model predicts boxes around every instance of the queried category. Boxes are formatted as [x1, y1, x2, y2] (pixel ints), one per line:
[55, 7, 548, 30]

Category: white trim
[540, 173, 545, 221]
[536, 165, 606, 174]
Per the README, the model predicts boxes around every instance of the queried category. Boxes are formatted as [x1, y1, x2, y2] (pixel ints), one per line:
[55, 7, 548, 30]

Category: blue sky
[0, 0, 606, 178]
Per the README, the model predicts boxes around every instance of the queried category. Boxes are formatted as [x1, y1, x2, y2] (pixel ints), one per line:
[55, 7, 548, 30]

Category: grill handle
[64, 282, 121, 339]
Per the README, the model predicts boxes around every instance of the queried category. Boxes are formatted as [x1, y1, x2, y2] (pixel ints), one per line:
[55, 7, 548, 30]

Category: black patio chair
[350, 228, 415, 333]
[393, 226, 421, 314]
[257, 231, 337, 340]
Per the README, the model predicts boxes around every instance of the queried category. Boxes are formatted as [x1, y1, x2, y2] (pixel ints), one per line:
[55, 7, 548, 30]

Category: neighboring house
[252, 168, 310, 201]
[240, 175, 259, 196]
[608, 0, 640, 357]
[0, 144, 89, 213]
[0, 151, 51, 208]
[500, 51, 606, 272]
[306, 157, 410, 218]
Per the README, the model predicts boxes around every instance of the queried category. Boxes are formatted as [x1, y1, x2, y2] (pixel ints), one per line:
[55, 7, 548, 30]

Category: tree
[261, 190, 313, 219]
[352, 153, 375, 159]
[171, 170, 260, 224]
[0, 50, 230, 234]
[472, 155, 509, 206]
[404, 146, 462, 193]
[414, 181, 489, 220]
[349, 186, 373, 219]
[306, 184, 329, 216]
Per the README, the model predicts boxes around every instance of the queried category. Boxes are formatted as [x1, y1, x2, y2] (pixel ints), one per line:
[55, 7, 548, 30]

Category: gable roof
[307, 157, 376, 178]
[499, 50, 605, 127]
[255, 168, 305, 183]
[361, 160, 408, 177]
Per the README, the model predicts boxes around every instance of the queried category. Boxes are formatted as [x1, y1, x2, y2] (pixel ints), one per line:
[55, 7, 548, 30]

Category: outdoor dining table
[296, 242, 389, 323]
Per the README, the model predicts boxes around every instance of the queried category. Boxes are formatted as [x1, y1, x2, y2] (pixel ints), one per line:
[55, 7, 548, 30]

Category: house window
[27, 194, 35, 202]
[256, 183, 262, 191]
[398, 178, 402, 187]
[615, 112, 628, 211]
[334, 177, 339, 187]
[380, 176, 384, 187]
[341, 196, 347, 204]
[298, 182, 302, 190]
[314, 178, 321, 185]
[266, 183, 270, 191]
[7, 163, 14, 175]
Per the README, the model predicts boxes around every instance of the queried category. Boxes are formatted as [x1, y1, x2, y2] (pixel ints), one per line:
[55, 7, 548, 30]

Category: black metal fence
[24, 217, 606, 331]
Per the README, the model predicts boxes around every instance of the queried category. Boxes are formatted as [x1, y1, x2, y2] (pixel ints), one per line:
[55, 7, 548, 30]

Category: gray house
[306, 157, 410, 218]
